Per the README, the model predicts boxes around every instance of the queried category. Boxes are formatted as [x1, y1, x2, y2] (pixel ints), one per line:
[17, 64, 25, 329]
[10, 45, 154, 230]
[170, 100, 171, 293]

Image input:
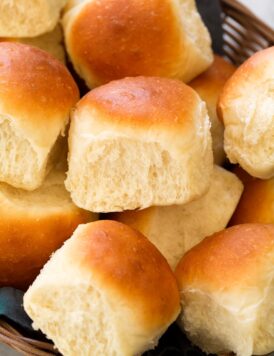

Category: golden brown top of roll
[0, 42, 79, 147]
[176, 224, 274, 291]
[68, 0, 182, 81]
[62, 0, 213, 87]
[77, 76, 202, 130]
[230, 168, 274, 225]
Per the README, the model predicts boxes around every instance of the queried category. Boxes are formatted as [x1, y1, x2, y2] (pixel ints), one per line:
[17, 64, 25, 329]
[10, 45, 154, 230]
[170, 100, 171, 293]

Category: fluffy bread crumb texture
[0, 0, 67, 37]
[110, 165, 243, 270]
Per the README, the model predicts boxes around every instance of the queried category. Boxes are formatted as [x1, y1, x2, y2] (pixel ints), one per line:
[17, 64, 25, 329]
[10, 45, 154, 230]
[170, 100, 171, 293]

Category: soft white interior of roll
[253, 275, 274, 354]
[15, 25, 65, 63]
[131, 166, 243, 269]
[26, 285, 121, 356]
[179, 289, 254, 356]
[0, 170, 72, 210]
[68, 139, 200, 211]
[0, 0, 67, 37]
[179, 267, 274, 356]
[0, 115, 64, 190]
[224, 79, 274, 178]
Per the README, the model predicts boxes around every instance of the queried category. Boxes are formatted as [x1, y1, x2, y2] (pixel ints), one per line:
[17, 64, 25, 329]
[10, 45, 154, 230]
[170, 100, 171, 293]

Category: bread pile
[0, 1, 272, 356]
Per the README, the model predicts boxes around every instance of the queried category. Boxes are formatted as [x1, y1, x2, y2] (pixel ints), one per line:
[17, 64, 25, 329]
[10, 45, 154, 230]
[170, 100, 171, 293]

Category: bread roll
[110, 166, 243, 269]
[175, 224, 274, 356]
[0, 169, 97, 290]
[218, 47, 274, 178]
[66, 76, 213, 212]
[24, 220, 180, 356]
[1, 26, 66, 63]
[230, 167, 274, 225]
[62, 0, 213, 88]
[189, 55, 235, 165]
[0, 0, 67, 37]
[0, 43, 79, 190]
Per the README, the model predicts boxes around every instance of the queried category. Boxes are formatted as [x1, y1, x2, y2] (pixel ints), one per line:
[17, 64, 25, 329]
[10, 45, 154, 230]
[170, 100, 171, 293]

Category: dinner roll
[0, 0, 67, 37]
[175, 224, 274, 356]
[0, 26, 66, 63]
[62, 0, 213, 88]
[24, 220, 180, 356]
[0, 169, 97, 290]
[230, 168, 274, 225]
[218, 47, 274, 178]
[190, 55, 235, 165]
[110, 166, 243, 269]
[66, 77, 213, 212]
[0, 43, 79, 190]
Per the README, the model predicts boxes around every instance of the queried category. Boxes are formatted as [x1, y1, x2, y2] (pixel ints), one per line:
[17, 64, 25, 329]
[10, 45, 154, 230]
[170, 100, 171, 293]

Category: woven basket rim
[221, 0, 274, 40]
[1, 0, 274, 355]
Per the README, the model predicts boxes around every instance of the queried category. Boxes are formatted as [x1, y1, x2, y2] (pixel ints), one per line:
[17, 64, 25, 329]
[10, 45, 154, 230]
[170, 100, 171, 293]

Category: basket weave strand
[221, 0, 274, 64]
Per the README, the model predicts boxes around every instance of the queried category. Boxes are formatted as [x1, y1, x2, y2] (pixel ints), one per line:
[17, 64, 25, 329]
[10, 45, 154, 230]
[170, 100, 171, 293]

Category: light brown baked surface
[0, 170, 96, 289]
[176, 224, 274, 290]
[230, 167, 274, 224]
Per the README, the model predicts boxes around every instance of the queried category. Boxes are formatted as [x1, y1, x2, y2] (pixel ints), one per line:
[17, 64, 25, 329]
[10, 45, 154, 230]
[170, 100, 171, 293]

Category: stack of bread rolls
[0, 1, 272, 355]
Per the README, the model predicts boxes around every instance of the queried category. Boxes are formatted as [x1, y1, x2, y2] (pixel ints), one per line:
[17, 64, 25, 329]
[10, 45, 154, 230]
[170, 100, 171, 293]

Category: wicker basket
[1, 0, 274, 355]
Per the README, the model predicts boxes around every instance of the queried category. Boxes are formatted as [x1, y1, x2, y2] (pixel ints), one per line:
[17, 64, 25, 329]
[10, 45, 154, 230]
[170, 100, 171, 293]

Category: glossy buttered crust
[77, 76, 201, 131]
[230, 168, 274, 225]
[176, 224, 274, 291]
[0, 170, 96, 289]
[190, 55, 235, 101]
[62, 0, 213, 87]
[0, 42, 79, 148]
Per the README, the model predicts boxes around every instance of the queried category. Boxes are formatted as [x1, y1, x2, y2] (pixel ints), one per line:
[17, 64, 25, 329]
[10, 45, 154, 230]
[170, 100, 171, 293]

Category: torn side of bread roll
[175, 224, 274, 356]
[66, 76, 213, 212]
[110, 166, 243, 269]
[0, 42, 79, 190]
[218, 46, 274, 179]
[190, 55, 235, 165]
[0, 0, 67, 37]
[0, 169, 97, 290]
[24, 220, 180, 356]
[62, 0, 213, 87]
